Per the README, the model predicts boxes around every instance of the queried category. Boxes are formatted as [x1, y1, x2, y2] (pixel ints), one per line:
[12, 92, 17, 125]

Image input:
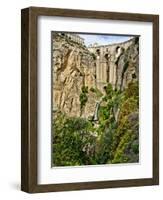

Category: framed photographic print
[21, 7, 159, 193]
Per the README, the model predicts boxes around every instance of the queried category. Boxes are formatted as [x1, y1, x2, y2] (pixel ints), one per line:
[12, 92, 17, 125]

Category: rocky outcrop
[115, 37, 139, 90]
[52, 33, 98, 118]
[52, 33, 139, 118]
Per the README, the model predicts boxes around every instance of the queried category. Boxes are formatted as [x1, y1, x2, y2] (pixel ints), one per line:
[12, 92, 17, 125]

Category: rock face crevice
[52, 33, 139, 118]
[52, 33, 97, 118]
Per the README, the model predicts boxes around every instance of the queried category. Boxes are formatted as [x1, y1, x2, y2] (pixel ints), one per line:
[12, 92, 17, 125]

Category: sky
[78, 34, 133, 47]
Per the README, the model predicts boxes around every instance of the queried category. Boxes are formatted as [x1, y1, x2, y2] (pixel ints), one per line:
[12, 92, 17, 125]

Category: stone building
[56, 33, 85, 45]
[88, 38, 138, 92]
[66, 33, 84, 45]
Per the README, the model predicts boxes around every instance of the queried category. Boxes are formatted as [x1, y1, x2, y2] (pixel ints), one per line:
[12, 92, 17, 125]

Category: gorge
[52, 32, 139, 119]
[52, 32, 139, 166]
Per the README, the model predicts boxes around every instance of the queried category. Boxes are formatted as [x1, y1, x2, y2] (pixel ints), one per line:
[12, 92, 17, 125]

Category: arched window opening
[132, 73, 137, 79]
[116, 46, 120, 53]
[96, 49, 100, 55]
[104, 53, 108, 59]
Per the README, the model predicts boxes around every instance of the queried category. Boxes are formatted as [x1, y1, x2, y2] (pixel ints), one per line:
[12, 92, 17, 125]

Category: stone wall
[88, 37, 139, 92]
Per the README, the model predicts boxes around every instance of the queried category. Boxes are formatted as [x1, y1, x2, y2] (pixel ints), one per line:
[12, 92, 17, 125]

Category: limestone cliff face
[115, 37, 139, 90]
[52, 33, 98, 118]
[52, 33, 139, 118]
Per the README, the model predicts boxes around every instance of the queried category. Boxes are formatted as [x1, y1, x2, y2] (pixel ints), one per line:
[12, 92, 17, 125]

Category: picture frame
[21, 6, 159, 193]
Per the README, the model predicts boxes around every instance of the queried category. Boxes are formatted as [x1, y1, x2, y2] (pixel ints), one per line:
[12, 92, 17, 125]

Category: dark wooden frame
[21, 6, 159, 193]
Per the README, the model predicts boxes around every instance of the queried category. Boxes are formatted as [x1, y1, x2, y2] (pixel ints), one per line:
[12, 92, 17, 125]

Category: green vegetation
[52, 113, 96, 166]
[90, 87, 103, 97]
[79, 86, 89, 117]
[90, 52, 96, 60]
[80, 86, 88, 110]
[52, 81, 139, 166]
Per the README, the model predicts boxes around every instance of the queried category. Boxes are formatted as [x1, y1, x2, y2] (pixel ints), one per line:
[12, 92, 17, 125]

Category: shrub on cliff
[52, 113, 96, 166]
[80, 86, 88, 111]
[110, 81, 139, 163]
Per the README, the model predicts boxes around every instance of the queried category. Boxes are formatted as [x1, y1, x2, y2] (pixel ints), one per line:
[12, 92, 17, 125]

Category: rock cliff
[52, 32, 98, 118]
[52, 33, 139, 118]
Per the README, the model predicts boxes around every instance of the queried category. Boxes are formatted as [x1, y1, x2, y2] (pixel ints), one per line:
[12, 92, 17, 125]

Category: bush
[52, 81, 139, 166]
[90, 87, 96, 93]
[124, 81, 139, 100]
[90, 87, 103, 97]
[80, 86, 88, 110]
[81, 85, 88, 93]
[104, 83, 113, 96]
[52, 114, 96, 166]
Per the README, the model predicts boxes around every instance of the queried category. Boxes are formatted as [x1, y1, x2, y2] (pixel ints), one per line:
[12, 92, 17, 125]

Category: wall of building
[62, 33, 85, 45]
[88, 38, 136, 92]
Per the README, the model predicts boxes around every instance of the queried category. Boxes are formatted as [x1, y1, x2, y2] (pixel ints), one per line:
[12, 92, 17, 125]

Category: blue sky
[78, 34, 133, 46]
